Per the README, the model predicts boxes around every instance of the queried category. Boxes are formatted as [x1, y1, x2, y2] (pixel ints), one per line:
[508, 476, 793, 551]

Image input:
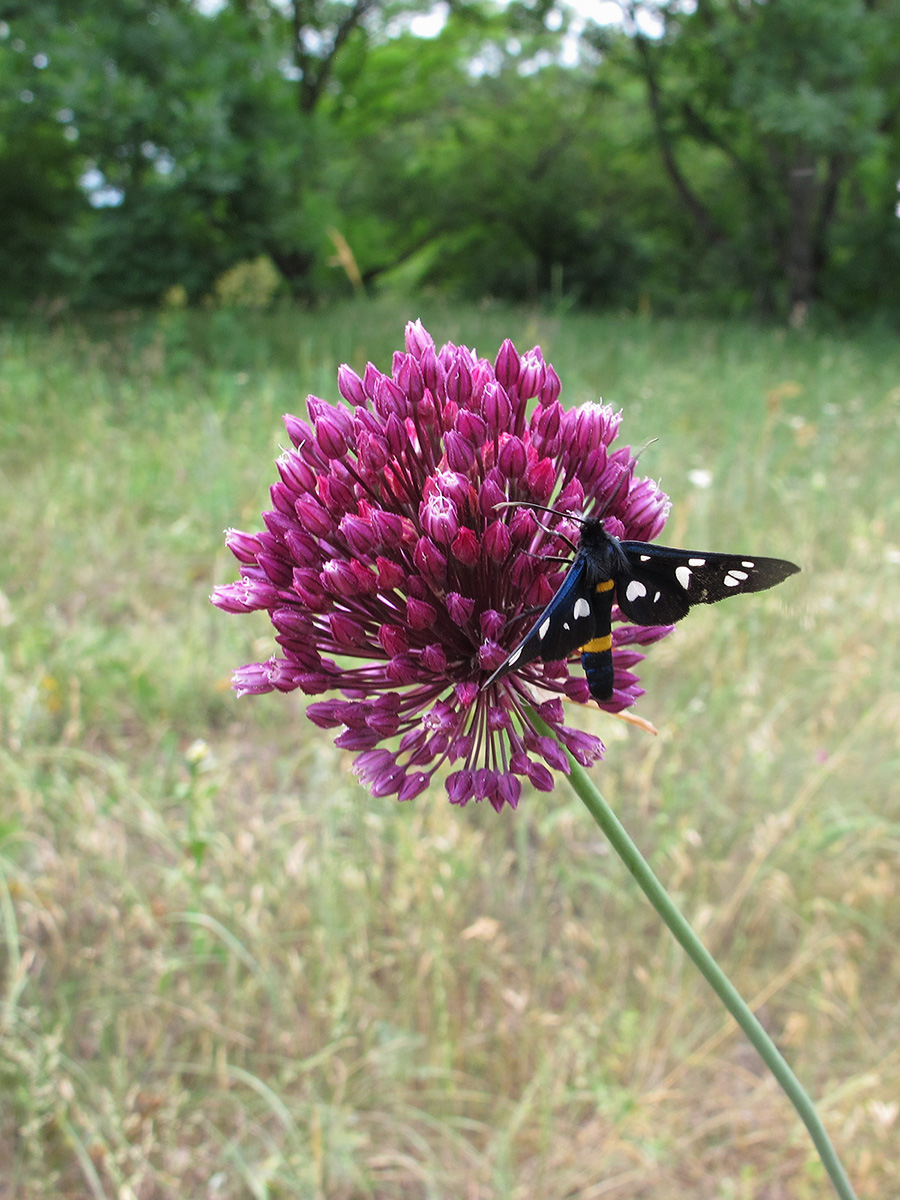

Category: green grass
[1, 298, 898, 1198]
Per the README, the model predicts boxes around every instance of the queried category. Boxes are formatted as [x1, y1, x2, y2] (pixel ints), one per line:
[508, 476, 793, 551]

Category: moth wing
[486, 558, 598, 685]
[617, 542, 799, 625]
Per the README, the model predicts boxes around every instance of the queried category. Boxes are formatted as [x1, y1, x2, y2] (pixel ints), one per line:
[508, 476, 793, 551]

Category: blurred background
[1, 2, 899, 1198]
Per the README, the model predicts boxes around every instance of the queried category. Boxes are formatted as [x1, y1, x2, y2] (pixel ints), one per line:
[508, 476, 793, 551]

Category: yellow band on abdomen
[595, 579, 614, 593]
[582, 634, 613, 654]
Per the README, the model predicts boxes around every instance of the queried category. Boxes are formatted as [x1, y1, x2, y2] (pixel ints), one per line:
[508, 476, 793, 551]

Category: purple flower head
[212, 320, 672, 810]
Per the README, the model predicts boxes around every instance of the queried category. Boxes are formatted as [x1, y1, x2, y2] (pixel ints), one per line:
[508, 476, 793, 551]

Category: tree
[609, 0, 900, 316]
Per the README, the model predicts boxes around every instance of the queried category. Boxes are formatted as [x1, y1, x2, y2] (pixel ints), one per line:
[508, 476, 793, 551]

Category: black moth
[486, 515, 799, 703]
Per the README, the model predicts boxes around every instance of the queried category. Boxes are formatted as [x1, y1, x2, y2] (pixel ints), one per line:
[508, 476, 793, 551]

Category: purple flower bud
[256, 551, 293, 587]
[306, 700, 352, 728]
[406, 596, 437, 630]
[379, 624, 410, 657]
[445, 431, 476, 472]
[288, 568, 328, 612]
[374, 375, 408, 420]
[276, 452, 317, 496]
[446, 359, 473, 408]
[450, 526, 479, 566]
[315, 414, 350, 460]
[483, 382, 512, 433]
[338, 364, 367, 406]
[540, 365, 561, 406]
[294, 496, 334, 537]
[477, 475, 506, 518]
[320, 558, 359, 599]
[531, 400, 562, 455]
[534, 697, 564, 723]
[339, 513, 377, 556]
[329, 613, 368, 647]
[528, 734, 570, 774]
[283, 528, 320, 568]
[232, 659, 278, 695]
[526, 759, 555, 791]
[395, 355, 425, 406]
[480, 609, 505, 639]
[483, 520, 511, 562]
[478, 639, 506, 671]
[376, 556, 407, 591]
[386, 654, 422, 685]
[399, 771, 430, 801]
[269, 480, 299, 518]
[211, 579, 273, 613]
[446, 769, 474, 805]
[224, 529, 261, 563]
[495, 773, 521, 811]
[494, 339, 520, 391]
[283, 413, 314, 449]
[525, 456, 556, 503]
[455, 409, 487, 446]
[422, 644, 447, 672]
[419, 346, 445, 396]
[446, 592, 476, 629]
[454, 681, 478, 706]
[405, 319, 434, 358]
[420, 492, 459, 546]
[517, 349, 545, 400]
[413, 536, 447, 584]
[623, 477, 671, 542]
[498, 433, 527, 479]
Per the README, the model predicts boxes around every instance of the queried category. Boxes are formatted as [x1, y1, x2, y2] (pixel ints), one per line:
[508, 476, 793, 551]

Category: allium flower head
[212, 321, 672, 810]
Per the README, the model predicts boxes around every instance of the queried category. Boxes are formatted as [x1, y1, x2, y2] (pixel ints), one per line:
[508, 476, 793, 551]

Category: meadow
[0, 299, 898, 1199]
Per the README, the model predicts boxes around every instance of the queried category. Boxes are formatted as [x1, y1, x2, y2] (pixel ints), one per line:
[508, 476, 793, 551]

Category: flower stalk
[529, 707, 858, 1200]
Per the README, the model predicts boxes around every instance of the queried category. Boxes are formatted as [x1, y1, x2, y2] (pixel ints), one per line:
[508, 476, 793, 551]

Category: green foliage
[616, 0, 900, 314]
[0, 0, 899, 314]
[210, 254, 284, 308]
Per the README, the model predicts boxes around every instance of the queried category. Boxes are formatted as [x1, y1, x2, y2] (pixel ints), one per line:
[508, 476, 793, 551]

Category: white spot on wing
[728, 569, 748, 581]
[741, 560, 755, 568]
[573, 598, 591, 620]
[675, 565, 692, 589]
[724, 574, 741, 587]
[507, 646, 523, 666]
[688, 558, 706, 567]
[626, 579, 647, 602]
[654, 591, 661, 602]
[640, 555, 651, 562]
[539, 618, 551, 640]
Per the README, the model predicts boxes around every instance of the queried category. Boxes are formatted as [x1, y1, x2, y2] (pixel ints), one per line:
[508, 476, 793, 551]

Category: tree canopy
[1, 0, 898, 317]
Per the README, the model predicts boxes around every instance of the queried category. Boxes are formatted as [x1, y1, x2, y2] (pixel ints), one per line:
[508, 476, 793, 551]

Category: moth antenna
[491, 500, 587, 525]
[491, 501, 583, 554]
[520, 550, 573, 564]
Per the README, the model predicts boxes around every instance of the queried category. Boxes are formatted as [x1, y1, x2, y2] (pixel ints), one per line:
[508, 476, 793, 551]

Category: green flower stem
[528, 710, 857, 1200]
